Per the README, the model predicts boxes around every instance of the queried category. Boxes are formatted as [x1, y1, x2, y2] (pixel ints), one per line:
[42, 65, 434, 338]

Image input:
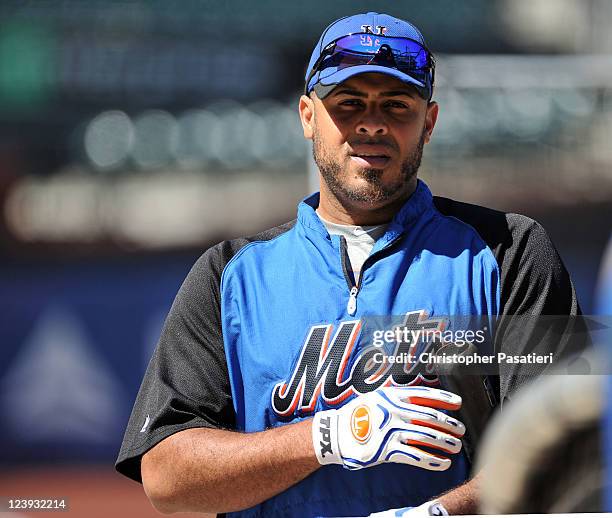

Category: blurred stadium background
[0, 0, 611, 516]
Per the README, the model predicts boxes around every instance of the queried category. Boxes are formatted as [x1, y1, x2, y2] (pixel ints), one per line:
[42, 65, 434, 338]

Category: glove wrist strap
[414, 501, 450, 516]
[312, 409, 340, 465]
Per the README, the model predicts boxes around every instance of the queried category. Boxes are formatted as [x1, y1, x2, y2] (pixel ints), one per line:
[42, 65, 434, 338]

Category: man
[115, 12, 581, 517]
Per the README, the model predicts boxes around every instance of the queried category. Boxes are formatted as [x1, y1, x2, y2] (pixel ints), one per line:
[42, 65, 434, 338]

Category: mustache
[347, 138, 399, 152]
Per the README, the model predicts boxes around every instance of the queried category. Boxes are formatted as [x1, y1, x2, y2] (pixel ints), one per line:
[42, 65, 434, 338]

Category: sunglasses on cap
[305, 33, 435, 99]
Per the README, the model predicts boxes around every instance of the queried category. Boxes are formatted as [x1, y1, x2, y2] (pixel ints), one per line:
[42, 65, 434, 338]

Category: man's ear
[299, 94, 315, 140]
[423, 101, 439, 144]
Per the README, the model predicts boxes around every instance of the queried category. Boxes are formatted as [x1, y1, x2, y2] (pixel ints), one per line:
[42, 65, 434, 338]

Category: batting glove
[312, 386, 465, 471]
[368, 500, 449, 517]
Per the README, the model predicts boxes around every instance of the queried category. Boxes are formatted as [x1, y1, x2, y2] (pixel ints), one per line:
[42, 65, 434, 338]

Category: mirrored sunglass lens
[335, 34, 430, 70]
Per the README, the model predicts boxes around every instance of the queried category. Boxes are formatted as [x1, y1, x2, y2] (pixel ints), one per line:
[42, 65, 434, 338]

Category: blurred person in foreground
[115, 12, 583, 517]
[477, 348, 609, 513]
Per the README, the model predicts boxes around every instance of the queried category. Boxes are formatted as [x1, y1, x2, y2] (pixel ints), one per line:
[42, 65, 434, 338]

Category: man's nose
[356, 107, 388, 136]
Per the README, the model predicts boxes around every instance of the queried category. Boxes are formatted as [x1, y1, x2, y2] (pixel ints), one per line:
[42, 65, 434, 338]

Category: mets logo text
[271, 310, 444, 417]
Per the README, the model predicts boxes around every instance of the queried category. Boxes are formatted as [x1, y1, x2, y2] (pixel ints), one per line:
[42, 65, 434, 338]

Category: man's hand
[312, 386, 465, 471]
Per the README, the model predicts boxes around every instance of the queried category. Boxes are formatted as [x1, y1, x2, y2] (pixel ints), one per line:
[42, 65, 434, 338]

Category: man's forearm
[141, 419, 319, 514]
[435, 473, 481, 515]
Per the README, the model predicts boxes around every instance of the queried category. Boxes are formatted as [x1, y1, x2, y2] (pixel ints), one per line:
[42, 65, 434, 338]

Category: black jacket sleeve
[433, 197, 586, 404]
[115, 221, 295, 483]
[115, 244, 235, 483]
[493, 215, 585, 403]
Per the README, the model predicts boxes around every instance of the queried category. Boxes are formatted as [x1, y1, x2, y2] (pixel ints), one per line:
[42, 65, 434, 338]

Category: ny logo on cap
[361, 24, 387, 35]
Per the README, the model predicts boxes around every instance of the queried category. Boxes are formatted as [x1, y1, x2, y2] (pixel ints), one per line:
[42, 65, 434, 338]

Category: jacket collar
[297, 179, 434, 237]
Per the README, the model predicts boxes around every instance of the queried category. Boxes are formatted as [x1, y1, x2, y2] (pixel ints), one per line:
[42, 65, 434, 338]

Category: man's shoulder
[433, 196, 570, 304]
[170, 220, 297, 316]
[196, 219, 298, 275]
[432, 195, 544, 254]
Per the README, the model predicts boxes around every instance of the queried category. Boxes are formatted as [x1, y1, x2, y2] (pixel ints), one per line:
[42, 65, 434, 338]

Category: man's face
[299, 73, 438, 210]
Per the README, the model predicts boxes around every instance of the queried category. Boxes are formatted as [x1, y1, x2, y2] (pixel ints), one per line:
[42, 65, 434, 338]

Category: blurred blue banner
[0, 253, 199, 464]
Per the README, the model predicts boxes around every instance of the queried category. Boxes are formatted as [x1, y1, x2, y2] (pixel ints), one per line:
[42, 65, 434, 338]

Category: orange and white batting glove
[311, 386, 465, 471]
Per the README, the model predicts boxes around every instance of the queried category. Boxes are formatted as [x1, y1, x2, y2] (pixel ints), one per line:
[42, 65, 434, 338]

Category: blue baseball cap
[305, 12, 434, 100]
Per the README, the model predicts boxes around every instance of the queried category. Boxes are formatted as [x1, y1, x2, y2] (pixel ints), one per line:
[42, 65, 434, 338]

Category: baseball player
[115, 12, 582, 517]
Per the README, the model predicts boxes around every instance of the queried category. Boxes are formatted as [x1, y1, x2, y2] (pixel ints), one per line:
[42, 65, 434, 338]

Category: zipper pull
[347, 286, 358, 315]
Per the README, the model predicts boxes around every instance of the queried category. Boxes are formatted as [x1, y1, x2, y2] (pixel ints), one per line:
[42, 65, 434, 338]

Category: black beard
[313, 131, 425, 205]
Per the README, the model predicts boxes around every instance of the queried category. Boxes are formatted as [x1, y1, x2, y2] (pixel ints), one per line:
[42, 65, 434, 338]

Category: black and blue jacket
[116, 180, 581, 517]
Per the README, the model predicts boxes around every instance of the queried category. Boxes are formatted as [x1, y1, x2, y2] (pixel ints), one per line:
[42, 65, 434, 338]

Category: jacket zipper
[347, 286, 358, 315]
[340, 233, 403, 316]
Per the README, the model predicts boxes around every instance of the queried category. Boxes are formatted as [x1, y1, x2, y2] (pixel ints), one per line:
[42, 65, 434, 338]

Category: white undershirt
[316, 210, 389, 282]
